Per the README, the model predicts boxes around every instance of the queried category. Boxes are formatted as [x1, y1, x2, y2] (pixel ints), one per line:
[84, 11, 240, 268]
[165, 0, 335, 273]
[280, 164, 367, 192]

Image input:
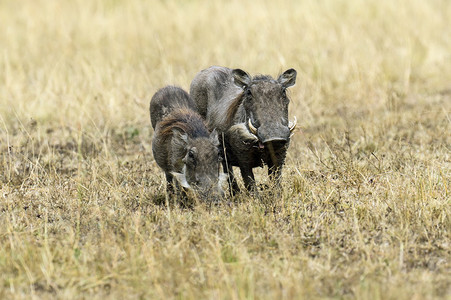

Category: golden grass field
[0, 0, 450, 298]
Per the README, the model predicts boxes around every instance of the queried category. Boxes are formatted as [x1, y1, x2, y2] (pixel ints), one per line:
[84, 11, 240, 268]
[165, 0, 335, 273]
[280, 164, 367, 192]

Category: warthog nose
[262, 139, 288, 148]
[258, 125, 290, 144]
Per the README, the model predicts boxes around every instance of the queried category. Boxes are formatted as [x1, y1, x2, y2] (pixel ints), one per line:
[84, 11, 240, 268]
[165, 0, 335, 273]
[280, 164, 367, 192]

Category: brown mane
[158, 108, 210, 139]
[225, 91, 245, 127]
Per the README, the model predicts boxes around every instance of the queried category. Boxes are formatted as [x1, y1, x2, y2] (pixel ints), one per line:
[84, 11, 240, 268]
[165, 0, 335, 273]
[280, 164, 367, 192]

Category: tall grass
[0, 0, 450, 298]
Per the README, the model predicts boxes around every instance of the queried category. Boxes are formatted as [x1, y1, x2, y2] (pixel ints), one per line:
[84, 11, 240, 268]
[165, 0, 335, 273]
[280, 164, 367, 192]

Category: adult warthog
[150, 86, 226, 203]
[190, 66, 297, 194]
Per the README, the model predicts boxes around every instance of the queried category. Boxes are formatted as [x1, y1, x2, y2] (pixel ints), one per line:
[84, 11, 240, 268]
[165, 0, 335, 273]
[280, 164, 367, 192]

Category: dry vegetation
[0, 0, 450, 298]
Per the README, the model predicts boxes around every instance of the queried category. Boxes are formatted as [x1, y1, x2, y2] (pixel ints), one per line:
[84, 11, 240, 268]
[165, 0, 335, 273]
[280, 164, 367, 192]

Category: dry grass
[0, 0, 450, 299]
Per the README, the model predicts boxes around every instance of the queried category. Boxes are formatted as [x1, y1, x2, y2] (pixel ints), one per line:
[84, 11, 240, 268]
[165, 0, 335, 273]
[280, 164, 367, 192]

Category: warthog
[150, 86, 226, 202]
[190, 66, 297, 194]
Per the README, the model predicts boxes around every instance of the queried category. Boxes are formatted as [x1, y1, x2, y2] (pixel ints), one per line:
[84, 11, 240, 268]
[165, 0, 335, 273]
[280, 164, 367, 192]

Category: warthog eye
[245, 88, 252, 97]
[186, 149, 197, 166]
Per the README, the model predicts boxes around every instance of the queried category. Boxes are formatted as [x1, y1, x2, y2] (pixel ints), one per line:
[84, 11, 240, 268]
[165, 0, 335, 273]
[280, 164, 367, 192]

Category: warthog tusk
[289, 116, 297, 132]
[248, 118, 258, 135]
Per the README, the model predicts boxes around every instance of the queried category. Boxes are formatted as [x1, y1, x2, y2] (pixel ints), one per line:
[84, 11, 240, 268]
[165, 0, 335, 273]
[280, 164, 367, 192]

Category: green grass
[0, 0, 450, 298]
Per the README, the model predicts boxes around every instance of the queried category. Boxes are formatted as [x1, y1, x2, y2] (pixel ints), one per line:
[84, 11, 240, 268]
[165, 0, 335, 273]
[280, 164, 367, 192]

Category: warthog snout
[248, 117, 296, 144]
[194, 173, 227, 201]
[258, 125, 290, 144]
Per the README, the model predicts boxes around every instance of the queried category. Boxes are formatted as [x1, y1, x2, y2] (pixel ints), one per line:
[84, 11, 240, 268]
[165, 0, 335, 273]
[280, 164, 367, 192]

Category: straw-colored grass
[0, 0, 450, 298]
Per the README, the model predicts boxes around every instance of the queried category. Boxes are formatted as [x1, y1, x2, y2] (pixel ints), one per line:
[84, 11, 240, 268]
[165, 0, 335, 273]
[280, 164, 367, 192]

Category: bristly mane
[253, 74, 275, 82]
[158, 108, 210, 138]
[224, 92, 245, 127]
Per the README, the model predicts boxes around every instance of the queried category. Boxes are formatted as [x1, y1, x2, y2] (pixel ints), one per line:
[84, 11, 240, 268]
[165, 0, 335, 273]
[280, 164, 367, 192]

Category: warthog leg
[267, 162, 282, 183]
[240, 165, 256, 192]
[266, 142, 278, 167]
[266, 143, 284, 187]
[165, 172, 175, 194]
[223, 159, 239, 196]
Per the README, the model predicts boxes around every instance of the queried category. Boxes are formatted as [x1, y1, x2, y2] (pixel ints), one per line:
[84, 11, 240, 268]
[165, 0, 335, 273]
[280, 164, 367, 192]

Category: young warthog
[190, 66, 297, 194]
[150, 86, 226, 202]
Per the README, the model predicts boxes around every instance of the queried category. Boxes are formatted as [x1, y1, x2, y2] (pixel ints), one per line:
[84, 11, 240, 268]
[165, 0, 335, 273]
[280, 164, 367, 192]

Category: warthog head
[232, 68, 297, 148]
[171, 129, 227, 200]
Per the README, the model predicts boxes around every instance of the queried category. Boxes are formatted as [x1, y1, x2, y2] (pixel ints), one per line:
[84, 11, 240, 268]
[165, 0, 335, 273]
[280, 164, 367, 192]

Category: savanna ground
[0, 0, 450, 299]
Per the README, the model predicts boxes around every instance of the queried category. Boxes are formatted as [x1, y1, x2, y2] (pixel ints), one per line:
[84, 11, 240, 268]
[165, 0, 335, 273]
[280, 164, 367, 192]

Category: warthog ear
[278, 69, 297, 88]
[209, 129, 219, 146]
[172, 129, 188, 147]
[172, 130, 189, 167]
[232, 69, 251, 89]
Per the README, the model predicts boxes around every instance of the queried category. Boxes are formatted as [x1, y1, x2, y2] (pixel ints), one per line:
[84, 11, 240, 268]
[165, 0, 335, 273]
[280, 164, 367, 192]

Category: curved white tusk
[248, 118, 258, 135]
[289, 116, 297, 132]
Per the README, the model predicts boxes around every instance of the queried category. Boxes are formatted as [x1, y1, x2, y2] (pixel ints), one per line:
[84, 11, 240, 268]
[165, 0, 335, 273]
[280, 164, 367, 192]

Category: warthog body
[190, 66, 297, 193]
[150, 86, 225, 201]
